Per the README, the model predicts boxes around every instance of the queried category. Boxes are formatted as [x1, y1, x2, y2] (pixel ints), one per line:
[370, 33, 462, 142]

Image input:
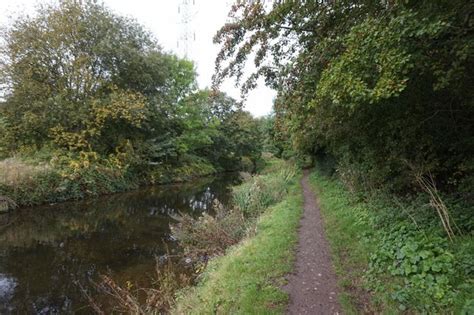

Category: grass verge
[309, 169, 474, 314]
[309, 170, 378, 314]
[172, 178, 303, 314]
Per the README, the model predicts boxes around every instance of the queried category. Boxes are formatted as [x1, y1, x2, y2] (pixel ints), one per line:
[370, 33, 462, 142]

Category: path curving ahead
[284, 169, 341, 315]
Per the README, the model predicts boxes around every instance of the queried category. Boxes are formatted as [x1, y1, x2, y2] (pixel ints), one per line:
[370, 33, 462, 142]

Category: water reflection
[0, 174, 240, 313]
[0, 274, 16, 310]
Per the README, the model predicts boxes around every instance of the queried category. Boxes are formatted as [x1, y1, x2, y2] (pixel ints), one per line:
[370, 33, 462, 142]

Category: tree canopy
[214, 0, 474, 192]
[0, 0, 264, 184]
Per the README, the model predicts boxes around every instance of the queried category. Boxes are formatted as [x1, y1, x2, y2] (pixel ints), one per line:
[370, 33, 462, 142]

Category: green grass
[309, 169, 474, 314]
[172, 179, 303, 314]
[308, 170, 378, 314]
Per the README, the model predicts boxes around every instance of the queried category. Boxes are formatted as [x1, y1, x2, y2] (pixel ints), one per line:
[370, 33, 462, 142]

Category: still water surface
[0, 174, 240, 313]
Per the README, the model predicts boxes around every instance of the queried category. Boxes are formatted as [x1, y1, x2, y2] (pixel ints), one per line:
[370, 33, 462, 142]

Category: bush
[171, 201, 247, 258]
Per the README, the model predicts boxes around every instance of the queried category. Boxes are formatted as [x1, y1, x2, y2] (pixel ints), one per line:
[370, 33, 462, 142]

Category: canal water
[0, 174, 240, 313]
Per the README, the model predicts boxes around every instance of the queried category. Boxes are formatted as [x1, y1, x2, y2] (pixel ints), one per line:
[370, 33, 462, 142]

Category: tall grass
[232, 164, 297, 217]
[0, 158, 51, 186]
[172, 170, 303, 314]
[172, 161, 297, 258]
[81, 258, 193, 314]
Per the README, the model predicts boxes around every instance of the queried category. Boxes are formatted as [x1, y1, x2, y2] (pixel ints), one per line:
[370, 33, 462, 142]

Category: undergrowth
[0, 152, 218, 209]
[171, 162, 297, 258]
[81, 258, 193, 314]
[172, 165, 302, 314]
[310, 169, 474, 314]
[87, 158, 300, 313]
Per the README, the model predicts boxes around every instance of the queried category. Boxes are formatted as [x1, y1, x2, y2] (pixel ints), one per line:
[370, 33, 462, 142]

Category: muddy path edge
[284, 169, 341, 315]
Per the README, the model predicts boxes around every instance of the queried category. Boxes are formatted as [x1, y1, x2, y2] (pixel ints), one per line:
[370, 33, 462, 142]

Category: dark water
[0, 174, 240, 314]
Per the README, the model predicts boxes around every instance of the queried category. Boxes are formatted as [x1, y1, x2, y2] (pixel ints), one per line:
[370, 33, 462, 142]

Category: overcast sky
[0, 0, 276, 117]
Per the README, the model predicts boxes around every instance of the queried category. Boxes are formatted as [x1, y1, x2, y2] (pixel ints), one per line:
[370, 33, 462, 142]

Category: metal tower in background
[177, 0, 198, 58]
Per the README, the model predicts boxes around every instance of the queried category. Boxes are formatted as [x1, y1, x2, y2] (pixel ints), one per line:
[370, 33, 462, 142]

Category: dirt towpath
[284, 169, 341, 314]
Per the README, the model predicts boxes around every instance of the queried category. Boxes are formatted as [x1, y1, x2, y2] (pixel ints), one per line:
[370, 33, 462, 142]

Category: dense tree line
[0, 1, 264, 208]
[0, 1, 262, 190]
[214, 0, 473, 195]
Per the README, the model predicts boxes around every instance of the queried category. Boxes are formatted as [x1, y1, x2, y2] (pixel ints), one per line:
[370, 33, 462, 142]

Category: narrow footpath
[284, 169, 341, 315]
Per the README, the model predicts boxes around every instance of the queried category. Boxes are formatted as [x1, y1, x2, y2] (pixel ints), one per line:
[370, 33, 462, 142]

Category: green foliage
[0, 0, 264, 207]
[368, 226, 456, 311]
[172, 168, 303, 315]
[214, 0, 474, 195]
[232, 164, 296, 217]
[310, 169, 474, 313]
[1, 0, 156, 149]
[306, 7, 473, 193]
[182, 90, 263, 172]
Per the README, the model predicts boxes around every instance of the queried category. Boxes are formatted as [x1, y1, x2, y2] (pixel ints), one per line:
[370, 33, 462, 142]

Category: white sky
[0, 0, 276, 117]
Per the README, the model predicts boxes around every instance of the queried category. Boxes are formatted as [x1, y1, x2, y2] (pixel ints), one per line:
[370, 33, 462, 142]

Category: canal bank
[172, 176, 303, 314]
[0, 173, 240, 313]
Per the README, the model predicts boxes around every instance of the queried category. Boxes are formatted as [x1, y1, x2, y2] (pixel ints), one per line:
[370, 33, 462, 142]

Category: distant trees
[0, 0, 263, 178]
[214, 0, 474, 193]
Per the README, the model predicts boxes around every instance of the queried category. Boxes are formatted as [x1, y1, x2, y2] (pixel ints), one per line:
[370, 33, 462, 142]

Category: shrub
[170, 201, 247, 258]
